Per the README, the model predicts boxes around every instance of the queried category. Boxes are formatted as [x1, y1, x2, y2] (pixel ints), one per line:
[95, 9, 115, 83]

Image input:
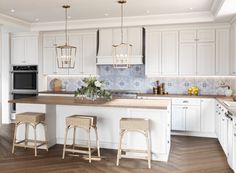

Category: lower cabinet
[172, 104, 200, 132]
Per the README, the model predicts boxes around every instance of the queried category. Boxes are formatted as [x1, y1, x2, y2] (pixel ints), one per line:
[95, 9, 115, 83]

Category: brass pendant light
[56, 5, 77, 69]
[112, 0, 132, 69]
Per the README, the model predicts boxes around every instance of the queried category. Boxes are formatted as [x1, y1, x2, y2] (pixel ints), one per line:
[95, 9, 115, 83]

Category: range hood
[96, 27, 145, 65]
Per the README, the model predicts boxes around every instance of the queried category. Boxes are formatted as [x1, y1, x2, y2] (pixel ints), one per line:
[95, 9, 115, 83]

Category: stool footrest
[121, 154, 148, 160]
[14, 139, 48, 149]
[65, 148, 95, 154]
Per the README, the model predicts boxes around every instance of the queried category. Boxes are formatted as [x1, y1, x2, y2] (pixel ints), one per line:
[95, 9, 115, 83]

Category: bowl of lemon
[188, 86, 199, 96]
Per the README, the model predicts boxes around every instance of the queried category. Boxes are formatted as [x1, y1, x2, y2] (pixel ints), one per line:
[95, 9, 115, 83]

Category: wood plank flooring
[0, 124, 233, 173]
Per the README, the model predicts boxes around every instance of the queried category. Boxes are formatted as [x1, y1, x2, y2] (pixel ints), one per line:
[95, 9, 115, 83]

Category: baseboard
[171, 131, 217, 138]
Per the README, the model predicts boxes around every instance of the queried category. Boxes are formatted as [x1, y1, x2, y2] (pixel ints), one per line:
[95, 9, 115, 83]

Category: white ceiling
[0, 0, 214, 23]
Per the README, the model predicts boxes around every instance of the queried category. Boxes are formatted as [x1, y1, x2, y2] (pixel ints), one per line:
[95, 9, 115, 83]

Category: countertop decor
[74, 77, 111, 101]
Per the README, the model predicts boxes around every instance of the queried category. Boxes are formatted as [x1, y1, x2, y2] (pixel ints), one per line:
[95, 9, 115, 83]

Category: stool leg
[33, 125, 37, 157]
[87, 128, 91, 163]
[94, 126, 100, 158]
[25, 123, 29, 149]
[62, 126, 69, 159]
[116, 130, 125, 166]
[73, 127, 76, 151]
[12, 123, 18, 154]
[43, 123, 49, 151]
[146, 131, 151, 169]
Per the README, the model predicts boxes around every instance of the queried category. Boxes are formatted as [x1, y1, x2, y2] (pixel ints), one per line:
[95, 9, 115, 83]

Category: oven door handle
[11, 70, 38, 73]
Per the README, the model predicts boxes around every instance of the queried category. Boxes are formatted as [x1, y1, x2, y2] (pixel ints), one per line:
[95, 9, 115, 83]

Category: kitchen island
[9, 96, 171, 161]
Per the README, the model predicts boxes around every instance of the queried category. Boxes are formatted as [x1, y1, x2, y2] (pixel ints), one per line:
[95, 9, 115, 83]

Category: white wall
[0, 27, 10, 124]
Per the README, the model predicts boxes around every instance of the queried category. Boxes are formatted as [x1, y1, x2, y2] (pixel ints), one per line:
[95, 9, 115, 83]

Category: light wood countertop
[9, 96, 170, 110]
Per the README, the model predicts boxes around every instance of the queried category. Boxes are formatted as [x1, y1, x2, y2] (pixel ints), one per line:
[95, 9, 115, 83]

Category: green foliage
[74, 77, 112, 100]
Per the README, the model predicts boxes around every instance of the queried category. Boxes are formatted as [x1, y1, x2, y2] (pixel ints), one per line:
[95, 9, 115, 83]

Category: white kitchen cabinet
[81, 34, 97, 75]
[43, 48, 57, 75]
[42, 31, 97, 75]
[179, 43, 196, 75]
[180, 30, 196, 43]
[145, 31, 162, 76]
[161, 31, 178, 75]
[185, 106, 201, 132]
[11, 33, 39, 65]
[172, 98, 200, 132]
[200, 99, 215, 133]
[97, 27, 143, 65]
[216, 29, 230, 75]
[197, 42, 215, 75]
[171, 105, 186, 131]
[197, 29, 215, 42]
[220, 113, 228, 155]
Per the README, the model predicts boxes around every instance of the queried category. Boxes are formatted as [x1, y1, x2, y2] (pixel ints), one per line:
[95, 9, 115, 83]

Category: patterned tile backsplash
[47, 65, 236, 95]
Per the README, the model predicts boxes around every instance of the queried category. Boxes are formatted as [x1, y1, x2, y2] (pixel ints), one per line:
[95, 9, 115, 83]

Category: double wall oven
[11, 65, 38, 113]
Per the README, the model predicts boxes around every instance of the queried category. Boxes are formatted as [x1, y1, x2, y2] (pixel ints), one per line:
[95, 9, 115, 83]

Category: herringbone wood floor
[0, 124, 233, 173]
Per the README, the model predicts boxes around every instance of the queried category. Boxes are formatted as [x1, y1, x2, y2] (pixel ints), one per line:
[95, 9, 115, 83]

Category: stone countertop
[138, 93, 227, 99]
[9, 96, 170, 110]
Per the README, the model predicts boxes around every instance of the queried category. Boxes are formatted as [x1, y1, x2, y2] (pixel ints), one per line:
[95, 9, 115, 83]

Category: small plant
[74, 77, 112, 100]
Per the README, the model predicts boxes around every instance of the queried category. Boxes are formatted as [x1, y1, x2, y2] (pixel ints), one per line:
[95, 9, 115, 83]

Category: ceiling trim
[31, 11, 214, 31]
[211, 0, 225, 16]
[0, 13, 31, 31]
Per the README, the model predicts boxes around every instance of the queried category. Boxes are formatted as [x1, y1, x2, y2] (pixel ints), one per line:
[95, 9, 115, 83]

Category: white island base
[15, 102, 171, 162]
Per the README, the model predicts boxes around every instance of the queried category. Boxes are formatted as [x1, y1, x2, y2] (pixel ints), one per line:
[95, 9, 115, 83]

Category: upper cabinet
[42, 30, 97, 75]
[97, 27, 144, 65]
[145, 25, 230, 77]
[145, 30, 179, 77]
[11, 32, 39, 65]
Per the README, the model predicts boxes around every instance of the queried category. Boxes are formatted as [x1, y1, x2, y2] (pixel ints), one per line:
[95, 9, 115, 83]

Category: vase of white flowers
[74, 77, 112, 101]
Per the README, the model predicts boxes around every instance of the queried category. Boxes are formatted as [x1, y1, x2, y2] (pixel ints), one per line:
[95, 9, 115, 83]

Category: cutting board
[50, 79, 62, 91]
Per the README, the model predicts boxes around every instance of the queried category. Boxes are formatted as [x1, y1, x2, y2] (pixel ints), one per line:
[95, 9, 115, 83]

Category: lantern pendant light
[112, 0, 132, 69]
[56, 5, 77, 69]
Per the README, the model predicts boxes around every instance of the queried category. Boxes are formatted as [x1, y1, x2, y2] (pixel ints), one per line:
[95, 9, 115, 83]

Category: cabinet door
[82, 34, 97, 75]
[172, 105, 185, 131]
[11, 37, 25, 65]
[197, 43, 215, 75]
[162, 31, 178, 75]
[179, 43, 196, 75]
[68, 35, 83, 75]
[186, 106, 201, 132]
[145, 31, 162, 76]
[227, 119, 233, 169]
[216, 29, 230, 75]
[24, 37, 38, 65]
[200, 99, 215, 133]
[197, 29, 215, 42]
[180, 30, 196, 43]
[127, 27, 142, 56]
[220, 114, 228, 155]
[43, 36, 56, 48]
[43, 48, 57, 75]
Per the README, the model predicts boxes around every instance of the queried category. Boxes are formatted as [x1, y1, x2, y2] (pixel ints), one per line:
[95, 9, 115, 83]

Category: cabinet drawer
[172, 98, 200, 106]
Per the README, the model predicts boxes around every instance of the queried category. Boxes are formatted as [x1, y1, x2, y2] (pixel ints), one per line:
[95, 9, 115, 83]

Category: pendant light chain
[121, 2, 124, 44]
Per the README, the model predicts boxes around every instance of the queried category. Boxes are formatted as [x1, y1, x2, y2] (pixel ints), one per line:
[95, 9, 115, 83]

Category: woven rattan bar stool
[116, 118, 151, 169]
[62, 115, 100, 163]
[12, 112, 48, 156]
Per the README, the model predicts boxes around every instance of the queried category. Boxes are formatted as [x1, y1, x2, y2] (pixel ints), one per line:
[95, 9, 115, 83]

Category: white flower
[95, 81, 102, 88]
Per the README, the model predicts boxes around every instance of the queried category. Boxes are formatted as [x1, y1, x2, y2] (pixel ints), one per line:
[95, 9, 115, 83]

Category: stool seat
[120, 118, 149, 131]
[16, 112, 45, 124]
[66, 115, 97, 128]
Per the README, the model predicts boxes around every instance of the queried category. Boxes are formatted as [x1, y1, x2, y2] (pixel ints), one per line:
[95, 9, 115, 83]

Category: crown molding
[0, 13, 31, 31]
[31, 11, 214, 31]
[211, 0, 225, 16]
